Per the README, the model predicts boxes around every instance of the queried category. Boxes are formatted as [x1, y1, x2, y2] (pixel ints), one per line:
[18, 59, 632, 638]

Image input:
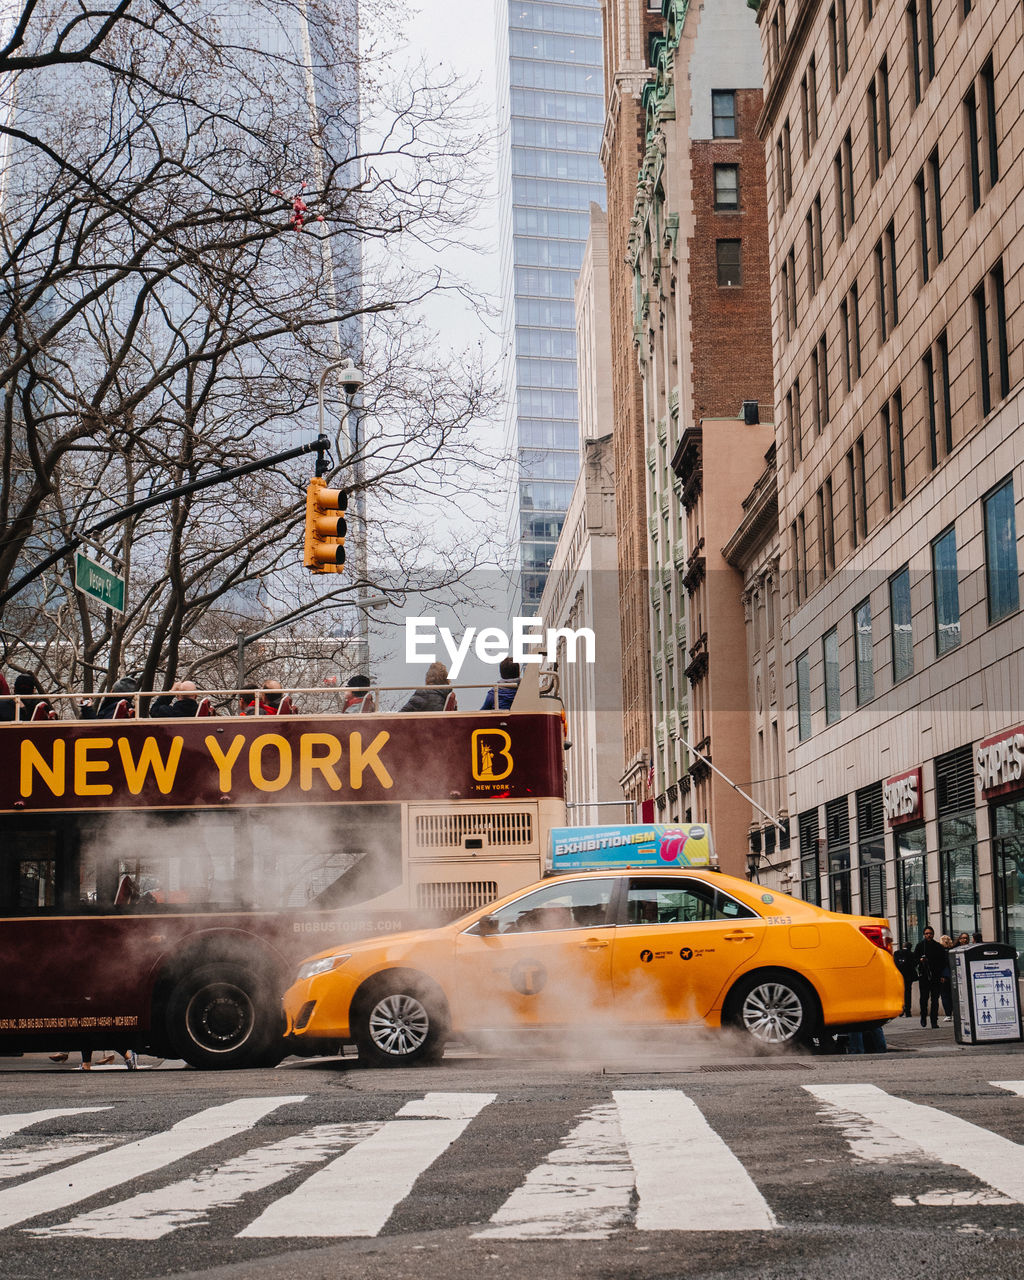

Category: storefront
[885, 766, 926, 947]
[978, 725, 1024, 954]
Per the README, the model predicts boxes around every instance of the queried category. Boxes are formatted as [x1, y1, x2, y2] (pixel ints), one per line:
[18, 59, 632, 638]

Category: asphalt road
[2, 1020, 1024, 1280]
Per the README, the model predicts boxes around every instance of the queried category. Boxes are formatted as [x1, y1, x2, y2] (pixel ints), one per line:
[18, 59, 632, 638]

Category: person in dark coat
[481, 656, 520, 710]
[400, 663, 451, 712]
[14, 673, 51, 719]
[150, 680, 200, 718]
[892, 940, 916, 1016]
[914, 925, 947, 1028]
[80, 675, 140, 719]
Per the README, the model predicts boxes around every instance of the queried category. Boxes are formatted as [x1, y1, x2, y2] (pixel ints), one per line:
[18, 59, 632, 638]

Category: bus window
[250, 805, 402, 910]
[2, 832, 59, 914]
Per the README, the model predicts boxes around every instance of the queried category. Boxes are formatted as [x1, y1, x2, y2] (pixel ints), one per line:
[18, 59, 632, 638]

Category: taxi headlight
[297, 953, 351, 981]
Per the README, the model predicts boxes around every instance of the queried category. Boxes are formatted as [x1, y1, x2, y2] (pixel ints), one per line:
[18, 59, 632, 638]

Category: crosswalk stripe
[473, 1103, 633, 1240]
[614, 1090, 778, 1232]
[0, 1136, 118, 1183]
[991, 1081, 1024, 1098]
[807, 1083, 1024, 1203]
[30, 1123, 380, 1240]
[238, 1092, 495, 1238]
[0, 1096, 306, 1231]
[0, 1108, 109, 1143]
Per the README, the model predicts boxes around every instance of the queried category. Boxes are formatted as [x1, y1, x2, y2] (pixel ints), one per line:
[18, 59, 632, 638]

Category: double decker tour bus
[0, 673, 566, 1068]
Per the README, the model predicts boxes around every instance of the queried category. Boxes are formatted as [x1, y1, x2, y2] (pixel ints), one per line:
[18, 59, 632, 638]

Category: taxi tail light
[859, 924, 894, 953]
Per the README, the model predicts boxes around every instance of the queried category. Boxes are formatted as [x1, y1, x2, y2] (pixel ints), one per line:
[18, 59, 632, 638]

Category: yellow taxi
[283, 868, 904, 1065]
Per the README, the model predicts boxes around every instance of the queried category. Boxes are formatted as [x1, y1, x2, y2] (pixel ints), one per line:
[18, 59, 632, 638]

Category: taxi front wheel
[352, 974, 449, 1067]
[727, 971, 818, 1050]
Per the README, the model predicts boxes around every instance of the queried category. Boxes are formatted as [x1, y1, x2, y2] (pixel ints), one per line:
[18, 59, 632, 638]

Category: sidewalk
[882, 1015, 1024, 1056]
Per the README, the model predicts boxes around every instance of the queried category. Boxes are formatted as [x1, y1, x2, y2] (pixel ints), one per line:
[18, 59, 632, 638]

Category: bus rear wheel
[166, 963, 281, 1070]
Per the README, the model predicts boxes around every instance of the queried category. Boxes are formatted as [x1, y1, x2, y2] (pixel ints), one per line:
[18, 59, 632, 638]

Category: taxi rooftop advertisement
[549, 824, 714, 871]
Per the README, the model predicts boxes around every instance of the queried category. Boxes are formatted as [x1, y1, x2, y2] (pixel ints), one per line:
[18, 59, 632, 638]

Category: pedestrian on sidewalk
[938, 935, 955, 1021]
[893, 939, 916, 1016]
[914, 925, 946, 1028]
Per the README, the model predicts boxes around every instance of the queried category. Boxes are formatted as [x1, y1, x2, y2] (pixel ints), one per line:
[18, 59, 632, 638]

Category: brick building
[628, 0, 775, 873]
[756, 0, 1024, 945]
[599, 0, 663, 815]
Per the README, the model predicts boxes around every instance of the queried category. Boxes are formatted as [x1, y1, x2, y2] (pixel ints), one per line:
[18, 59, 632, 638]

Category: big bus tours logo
[471, 730, 513, 782]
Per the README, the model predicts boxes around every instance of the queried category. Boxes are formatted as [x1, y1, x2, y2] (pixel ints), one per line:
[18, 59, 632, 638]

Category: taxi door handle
[579, 937, 611, 950]
[723, 931, 756, 942]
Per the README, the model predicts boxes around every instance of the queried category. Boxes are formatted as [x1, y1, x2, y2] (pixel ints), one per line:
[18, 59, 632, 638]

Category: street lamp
[236, 593, 386, 690]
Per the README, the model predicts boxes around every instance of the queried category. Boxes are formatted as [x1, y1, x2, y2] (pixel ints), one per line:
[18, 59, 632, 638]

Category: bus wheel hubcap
[188, 984, 254, 1050]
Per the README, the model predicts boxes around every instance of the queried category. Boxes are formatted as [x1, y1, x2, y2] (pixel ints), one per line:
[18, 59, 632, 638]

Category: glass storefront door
[993, 797, 1024, 956]
[896, 824, 928, 946]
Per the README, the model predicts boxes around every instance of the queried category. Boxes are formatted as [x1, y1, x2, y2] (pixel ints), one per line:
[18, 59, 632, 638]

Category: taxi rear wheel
[727, 972, 818, 1049]
[353, 975, 448, 1068]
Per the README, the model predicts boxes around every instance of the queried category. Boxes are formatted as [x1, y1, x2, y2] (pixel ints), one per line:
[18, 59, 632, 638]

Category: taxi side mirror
[477, 914, 500, 937]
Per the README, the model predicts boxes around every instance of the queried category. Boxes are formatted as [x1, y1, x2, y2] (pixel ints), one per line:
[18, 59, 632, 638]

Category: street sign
[74, 552, 125, 614]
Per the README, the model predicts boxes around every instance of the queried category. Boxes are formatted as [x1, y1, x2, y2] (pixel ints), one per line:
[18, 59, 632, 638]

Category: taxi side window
[626, 879, 757, 925]
[469, 878, 616, 934]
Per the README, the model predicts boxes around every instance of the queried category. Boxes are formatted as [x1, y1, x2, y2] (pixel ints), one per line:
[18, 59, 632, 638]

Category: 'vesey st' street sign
[74, 552, 125, 614]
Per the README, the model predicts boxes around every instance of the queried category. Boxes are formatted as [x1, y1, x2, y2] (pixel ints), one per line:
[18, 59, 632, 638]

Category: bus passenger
[480, 656, 519, 710]
[14, 673, 52, 720]
[241, 678, 285, 715]
[400, 663, 451, 712]
[80, 675, 140, 719]
[342, 673, 371, 713]
[151, 681, 200, 717]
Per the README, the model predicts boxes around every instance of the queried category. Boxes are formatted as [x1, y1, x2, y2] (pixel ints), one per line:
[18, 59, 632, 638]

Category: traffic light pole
[0, 436, 332, 608]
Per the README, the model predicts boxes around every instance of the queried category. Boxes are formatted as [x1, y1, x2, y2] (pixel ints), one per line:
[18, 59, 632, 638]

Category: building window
[972, 261, 1009, 419]
[965, 57, 999, 213]
[857, 783, 887, 918]
[826, 796, 851, 914]
[787, 379, 802, 470]
[716, 239, 741, 286]
[813, 332, 829, 433]
[801, 57, 818, 157]
[867, 56, 891, 182]
[932, 525, 961, 656]
[936, 746, 979, 938]
[906, 0, 934, 108]
[784, 246, 797, 336]
[846, 439, 866, 549]
[828, 0, 848, 96]
[875, 220, 898, 343]
[984, 476, 1020, 623]
[714, 164, 739, 209]
[798, 510, 808, 600]
[823, 626, 840, 723]
[897, 824, 928, 947]
[841, 282, 860, 390]
[791, 520, 801, 606]
[884, 388, 906, 504]
[914, 148, 944, 286]
[806, 193, 823, 295]
[799, 808, 821, 905]
[796, 649, 811, 741]
[994, 798, 1024, 955]
[890, 565, 914, 683]
[834, 129, 854, 242]
[712, 90, 737, 138]
[920, 331, 952, 470]
[854, 597, 873, 704]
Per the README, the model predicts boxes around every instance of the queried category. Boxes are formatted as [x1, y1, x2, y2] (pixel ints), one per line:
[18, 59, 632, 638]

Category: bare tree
[0, 0, 503, 697]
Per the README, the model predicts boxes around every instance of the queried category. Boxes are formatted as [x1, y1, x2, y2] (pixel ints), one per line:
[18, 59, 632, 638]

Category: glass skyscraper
[496, 0, 606, 612]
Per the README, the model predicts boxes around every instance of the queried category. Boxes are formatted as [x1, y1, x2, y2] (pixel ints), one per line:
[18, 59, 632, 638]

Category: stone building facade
[757, 0, 1024, 945]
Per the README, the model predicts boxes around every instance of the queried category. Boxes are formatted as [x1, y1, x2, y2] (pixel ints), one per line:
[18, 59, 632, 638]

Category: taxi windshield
[465, 877, 616, 935]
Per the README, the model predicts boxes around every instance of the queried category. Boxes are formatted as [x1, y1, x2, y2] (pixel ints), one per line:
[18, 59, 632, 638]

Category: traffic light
[303, 477, 347, 573]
